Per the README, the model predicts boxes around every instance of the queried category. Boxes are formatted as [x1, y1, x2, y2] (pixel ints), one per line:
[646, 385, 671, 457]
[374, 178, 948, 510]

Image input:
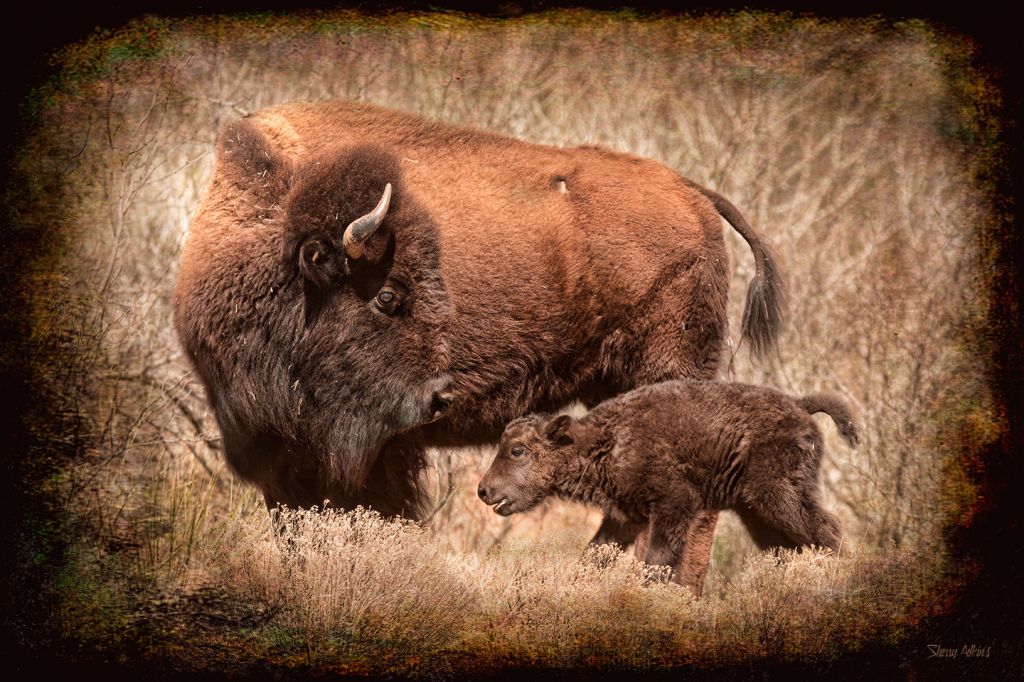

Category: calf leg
[626, 512, 716, 593]
[636, 510, 716, 596]
[590, 515, 648, 548]
[674, 510, 718, 596]
[644, 508, 703, 594]
[617, 291, 725, 595]
[632, 525, 649, 561]
[786, 499, 843, 554]
[738, 490, 842, 555]
[644, 519, 685, 577]
[584, 516, 649, 568]
[735, 502, 803, 552]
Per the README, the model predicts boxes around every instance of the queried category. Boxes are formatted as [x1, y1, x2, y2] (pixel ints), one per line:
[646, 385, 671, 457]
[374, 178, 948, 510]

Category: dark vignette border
[0, 1, 1018, 680]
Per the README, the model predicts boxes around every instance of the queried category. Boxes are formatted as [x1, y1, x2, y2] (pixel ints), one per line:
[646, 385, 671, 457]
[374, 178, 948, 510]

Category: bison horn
[343, 183, 392, 260]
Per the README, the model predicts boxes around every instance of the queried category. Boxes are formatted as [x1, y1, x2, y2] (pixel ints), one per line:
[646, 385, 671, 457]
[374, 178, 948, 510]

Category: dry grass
[15, 8, 996, 676]
[227, 507, 473, 667]
[121, 502, 940, 673]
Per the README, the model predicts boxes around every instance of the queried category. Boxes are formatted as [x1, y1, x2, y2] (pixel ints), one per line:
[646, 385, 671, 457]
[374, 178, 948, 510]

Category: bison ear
[217, 119, 291, 201]
[544, 415, 574, 444]
[298, 237, 344, 289]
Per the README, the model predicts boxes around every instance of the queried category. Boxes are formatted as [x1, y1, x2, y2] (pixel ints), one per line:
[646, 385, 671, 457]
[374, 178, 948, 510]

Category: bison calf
[478, 380, 858, 594]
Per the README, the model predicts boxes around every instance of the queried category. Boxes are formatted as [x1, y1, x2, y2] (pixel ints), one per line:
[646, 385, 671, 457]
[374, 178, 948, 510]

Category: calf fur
[478, 380, 858, 595]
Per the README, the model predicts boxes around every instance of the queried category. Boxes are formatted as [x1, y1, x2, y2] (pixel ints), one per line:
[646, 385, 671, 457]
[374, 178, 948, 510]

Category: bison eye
[373, 286, 399, 314]
[511, 448, 525, 458]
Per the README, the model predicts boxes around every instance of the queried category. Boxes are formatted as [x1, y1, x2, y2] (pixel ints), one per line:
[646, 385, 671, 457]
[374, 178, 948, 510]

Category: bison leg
[256, 454, 331, 512]
[259, 435, 428, 520]
[349, 435, 429, 519]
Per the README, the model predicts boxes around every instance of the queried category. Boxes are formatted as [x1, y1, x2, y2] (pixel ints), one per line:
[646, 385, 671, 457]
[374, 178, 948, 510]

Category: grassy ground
[10, 8, 1001, 677]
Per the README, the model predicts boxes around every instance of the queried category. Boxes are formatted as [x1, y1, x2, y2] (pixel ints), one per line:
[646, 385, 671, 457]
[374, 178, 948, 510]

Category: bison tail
[740, 248, 787, 363]
[796, 394, 860, 448]
[688, 182, 788, 362]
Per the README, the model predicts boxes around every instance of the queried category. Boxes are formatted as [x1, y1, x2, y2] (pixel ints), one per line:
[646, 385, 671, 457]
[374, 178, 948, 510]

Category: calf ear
[544, 415, 573, 443]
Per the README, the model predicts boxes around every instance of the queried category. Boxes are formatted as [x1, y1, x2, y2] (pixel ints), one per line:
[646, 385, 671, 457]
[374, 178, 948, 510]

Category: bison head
[478, 413, 577, 516]
[174, 119, 454, 505]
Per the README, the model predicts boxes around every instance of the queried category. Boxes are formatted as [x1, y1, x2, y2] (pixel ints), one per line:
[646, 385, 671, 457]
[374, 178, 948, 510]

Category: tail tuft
[741, 247, 787, 362]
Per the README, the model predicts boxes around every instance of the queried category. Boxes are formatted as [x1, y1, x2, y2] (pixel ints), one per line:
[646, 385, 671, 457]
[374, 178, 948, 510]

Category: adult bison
[173, 100, 785, 574]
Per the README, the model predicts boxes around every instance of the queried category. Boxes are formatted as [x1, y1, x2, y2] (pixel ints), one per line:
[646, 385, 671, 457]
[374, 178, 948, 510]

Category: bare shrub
[225, 506, 473, 665]
[725, 549, 837, 661]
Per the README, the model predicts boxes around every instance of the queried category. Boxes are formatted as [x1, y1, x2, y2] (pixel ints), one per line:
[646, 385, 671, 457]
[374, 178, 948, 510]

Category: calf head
[478, 414, 575, 515]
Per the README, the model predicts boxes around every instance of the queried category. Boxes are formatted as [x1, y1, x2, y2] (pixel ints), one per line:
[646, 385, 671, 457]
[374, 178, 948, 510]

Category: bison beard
[173, 100, 787, 585]
[478, 380, 859, 595]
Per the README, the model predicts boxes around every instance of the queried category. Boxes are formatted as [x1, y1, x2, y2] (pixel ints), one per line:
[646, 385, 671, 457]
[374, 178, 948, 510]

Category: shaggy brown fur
[173, 101, 786, 576]
[478, 380, 858, 595]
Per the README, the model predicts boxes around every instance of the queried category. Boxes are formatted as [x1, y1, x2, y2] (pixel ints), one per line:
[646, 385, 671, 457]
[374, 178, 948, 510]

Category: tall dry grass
[16, 9, 994, 674]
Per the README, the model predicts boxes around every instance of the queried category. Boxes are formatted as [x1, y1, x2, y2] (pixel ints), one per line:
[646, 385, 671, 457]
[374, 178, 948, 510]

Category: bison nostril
[478, 484, 489, 502]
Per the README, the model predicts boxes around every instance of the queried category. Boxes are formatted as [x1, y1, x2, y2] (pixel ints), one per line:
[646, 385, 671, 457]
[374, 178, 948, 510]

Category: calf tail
[797, 394, 860, 447]
[685, 180, 788, 362]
